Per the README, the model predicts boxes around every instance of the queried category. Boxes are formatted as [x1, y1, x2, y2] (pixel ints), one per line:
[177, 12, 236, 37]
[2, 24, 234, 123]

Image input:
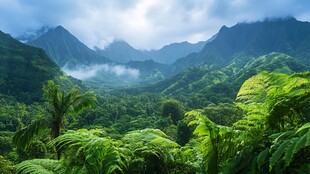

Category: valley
[0, 16, 309, 174]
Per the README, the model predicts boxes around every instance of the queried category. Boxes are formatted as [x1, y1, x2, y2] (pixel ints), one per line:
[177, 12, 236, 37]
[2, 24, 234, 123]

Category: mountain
[126, 52, 309, 106]
[0, 30, 84, 103]
[95, 40, 150, 63]
[96, 40, 208, 65]
[144, 41, 207, 64]
[172, 17, 310, 74]
[126, 60, 171, 83]
[28, 26, 111, 68]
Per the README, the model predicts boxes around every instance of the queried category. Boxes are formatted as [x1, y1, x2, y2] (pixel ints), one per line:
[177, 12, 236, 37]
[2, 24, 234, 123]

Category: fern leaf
[296, 123, 310, 134]
[284, 138, 298, 167]
[257, 148, 269, 169]
[16, 159, 62, 174]
[269, 140, 290, 170]
[306, 130, 310, 146]
[269, 130, 294, 143]
[293, 133, 307, 155]
[13, 119, 49, 150]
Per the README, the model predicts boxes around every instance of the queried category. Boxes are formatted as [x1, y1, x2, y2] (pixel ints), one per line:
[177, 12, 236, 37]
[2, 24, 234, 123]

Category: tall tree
[13, 80, 97, 159]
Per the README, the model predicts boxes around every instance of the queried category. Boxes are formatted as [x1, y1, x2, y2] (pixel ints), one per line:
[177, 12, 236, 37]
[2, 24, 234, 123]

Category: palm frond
[13, 119, 49, 150]
[65, 91, 98, 114]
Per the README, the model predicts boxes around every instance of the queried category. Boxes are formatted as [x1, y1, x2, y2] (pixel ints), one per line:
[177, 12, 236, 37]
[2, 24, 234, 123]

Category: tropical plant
[15, 129, 127, 174]
[13, 80, 97, 159]
[256, 123, 310, 173]
[49, 129, 127, 174]
[161, 99, 185, 124]
[121, 128, 180, 174]
[188, 110, 239, 174]
[16, 159, 63, 174]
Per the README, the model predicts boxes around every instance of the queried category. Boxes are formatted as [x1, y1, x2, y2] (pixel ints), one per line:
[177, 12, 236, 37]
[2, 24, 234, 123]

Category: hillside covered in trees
[0, 14, 309, 174]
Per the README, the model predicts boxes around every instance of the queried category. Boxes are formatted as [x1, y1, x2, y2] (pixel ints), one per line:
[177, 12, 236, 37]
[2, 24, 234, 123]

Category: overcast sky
[0, 0, 310, 50]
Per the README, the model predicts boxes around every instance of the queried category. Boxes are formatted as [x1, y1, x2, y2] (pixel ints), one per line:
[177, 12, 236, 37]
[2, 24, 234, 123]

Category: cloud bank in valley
[64, 64, 140, 80]
[0, 0, 310, 49]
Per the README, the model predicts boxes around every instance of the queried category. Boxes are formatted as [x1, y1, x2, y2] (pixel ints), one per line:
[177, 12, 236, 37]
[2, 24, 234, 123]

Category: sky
[0, 0, 310, 50]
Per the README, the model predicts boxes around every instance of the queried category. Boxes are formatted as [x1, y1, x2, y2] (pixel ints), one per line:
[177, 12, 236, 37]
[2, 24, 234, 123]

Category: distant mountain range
[94, 40, 149, 63]
[142, 40, 208, 64]
[13, 17, 310, 92]
[95, 40, 207, 64]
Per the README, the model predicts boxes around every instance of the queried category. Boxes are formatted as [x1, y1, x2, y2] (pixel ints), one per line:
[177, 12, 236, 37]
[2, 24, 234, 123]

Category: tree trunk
[52, 119, 62, 160]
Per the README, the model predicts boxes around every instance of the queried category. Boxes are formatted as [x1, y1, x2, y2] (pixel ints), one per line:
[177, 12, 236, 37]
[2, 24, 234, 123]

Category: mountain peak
[28, 25, 111, 68]
[54, 25, 66, 31]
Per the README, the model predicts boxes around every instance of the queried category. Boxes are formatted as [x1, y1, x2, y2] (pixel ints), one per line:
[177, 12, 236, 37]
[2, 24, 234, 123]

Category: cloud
[0, 0, 310, 49]
[63, 64, 140, 80]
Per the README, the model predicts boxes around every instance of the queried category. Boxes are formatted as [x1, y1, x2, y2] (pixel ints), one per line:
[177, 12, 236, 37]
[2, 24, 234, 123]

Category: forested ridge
[1, 18, 310, 174]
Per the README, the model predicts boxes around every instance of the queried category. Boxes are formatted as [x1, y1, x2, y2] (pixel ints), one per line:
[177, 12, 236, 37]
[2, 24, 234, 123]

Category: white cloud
[0, 0, 310, 49]
[63, 64, 140, 80]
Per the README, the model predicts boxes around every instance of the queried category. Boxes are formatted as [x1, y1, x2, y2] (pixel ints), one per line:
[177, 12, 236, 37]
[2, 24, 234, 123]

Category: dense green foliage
[12, 80, 97, 159]
[1, 18, 310, 174]
[1, 71, 308, 174]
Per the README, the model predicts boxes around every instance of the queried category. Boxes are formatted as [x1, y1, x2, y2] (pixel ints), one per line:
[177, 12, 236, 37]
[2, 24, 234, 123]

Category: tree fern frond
[13, 119, 49, 150]
[293, 132, 307, 155]
[16, 159, 63, 174]
[269, 130, 294, 143]
[48, 130, 89, 150]
[284, 138, 298, 167]
[269, 140, 290, 170]
[50, 129, 126, 174]
[296, 123, 310, 134]
[257, 148, 269, 169]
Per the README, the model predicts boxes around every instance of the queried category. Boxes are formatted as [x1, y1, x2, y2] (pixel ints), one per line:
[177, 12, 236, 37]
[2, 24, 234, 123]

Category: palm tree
[13, 80, 98, 159]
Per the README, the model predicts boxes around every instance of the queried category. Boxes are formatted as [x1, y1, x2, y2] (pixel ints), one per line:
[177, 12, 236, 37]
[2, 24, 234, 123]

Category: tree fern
[49, 129, 126, 174]
[122, 128, 179, 173]
[188, 110, 239, 174]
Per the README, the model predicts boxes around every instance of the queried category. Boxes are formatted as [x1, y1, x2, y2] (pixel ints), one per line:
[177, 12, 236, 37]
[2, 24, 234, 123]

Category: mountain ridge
[28, 26, 111, 68]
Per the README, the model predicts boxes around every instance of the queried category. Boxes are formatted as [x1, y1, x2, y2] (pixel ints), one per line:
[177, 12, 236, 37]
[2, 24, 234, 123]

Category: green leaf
[257, 148, 269, 169]
[13, 119, 49, 150]
[269, 140, 290, 170]
[16, 159, 63, 174]
[284, 138, 298, 167]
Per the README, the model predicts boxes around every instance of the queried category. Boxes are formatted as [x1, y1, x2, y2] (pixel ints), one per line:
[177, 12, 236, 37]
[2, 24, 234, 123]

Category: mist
[63, 64, 140, 80]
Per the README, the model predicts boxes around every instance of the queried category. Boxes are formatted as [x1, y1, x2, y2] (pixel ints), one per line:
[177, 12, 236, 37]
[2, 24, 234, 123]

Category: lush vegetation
[1, 18, 310, 174]
[0, 71, 309, 173]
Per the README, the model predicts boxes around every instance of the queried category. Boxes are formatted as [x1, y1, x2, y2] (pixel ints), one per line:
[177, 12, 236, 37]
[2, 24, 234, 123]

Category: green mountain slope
[28, 26, 111, 68]
[172, 17, 310, 74]
[127, 52, 308, 106]
[0, 30, 60, 103]
[0, 30, 86, 103]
